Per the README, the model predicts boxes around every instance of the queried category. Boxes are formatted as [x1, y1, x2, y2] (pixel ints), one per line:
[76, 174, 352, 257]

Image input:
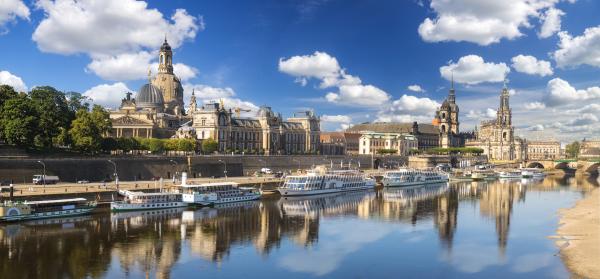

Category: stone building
[358, 132, 418, 156]
[320, 132, 346, 155]
[466, 85, 526, 161]
[432, 79, 460, 148]
[190, 102, 320, 155]
[345, 122, 439, 153]
[527, 140, 561, 160]
[109, 39, 188, 138]
[580, 139, 600, 158]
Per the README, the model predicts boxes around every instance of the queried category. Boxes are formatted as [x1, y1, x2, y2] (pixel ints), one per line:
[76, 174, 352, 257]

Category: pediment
[112, 115, 153, 126]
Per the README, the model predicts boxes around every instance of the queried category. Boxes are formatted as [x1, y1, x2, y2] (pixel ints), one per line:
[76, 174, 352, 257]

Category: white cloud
[538, 8, 564, 38]
[321, 114, 352, 123]
[280, 51, 389, 107]
[0, 0, 29, 33]
[568, 113, 598, 126]
[83, 82, 132, 109]
[376, 94, 440, 123]
[0, 70, 27, 92]
[278, 51, 340, 82]
[440, 55, 510, 85]
[182, 83, 258, 116]
[544, 78, 600, 106]
[527, 124, 545, 131]
[524, 101, 546, 110]
[553, 26, 600, 68]
[418, 0, 568, 45]
[325, 84, 389, 106]
[32, 0, 202, 81]
[511, 55, 553, 77]
[407, 84, 425, 92]
[466, 108, 496, 119]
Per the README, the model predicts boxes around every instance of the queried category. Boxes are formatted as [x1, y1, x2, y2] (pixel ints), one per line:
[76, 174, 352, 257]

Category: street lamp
[107, 160, 118, 188]
[169, 159, 178, 183]
[37, 160, 46, 188]
[218, 160, 227, 180]
[292, 158, 301, 170]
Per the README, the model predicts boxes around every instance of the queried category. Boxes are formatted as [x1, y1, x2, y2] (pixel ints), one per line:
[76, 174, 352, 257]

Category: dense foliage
[565, 141, 580, 158]
[376, 148, 398, 155]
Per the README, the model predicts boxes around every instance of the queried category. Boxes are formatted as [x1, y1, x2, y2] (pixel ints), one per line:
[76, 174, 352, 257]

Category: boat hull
[184, 193, 261, 206]
[383, 179, 448, 187]
[278, 185, 373, 196]
[0, 206, 96, 222]
[110, 201, 188, 212]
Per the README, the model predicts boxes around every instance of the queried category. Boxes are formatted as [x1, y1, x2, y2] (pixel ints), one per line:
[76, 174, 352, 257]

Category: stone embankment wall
[0, 155, 406, 183]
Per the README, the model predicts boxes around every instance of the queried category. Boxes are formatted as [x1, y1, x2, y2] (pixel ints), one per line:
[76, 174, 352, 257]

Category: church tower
[435, 75, 460, 148]
[496, 82, 511, 127]
[152, 37, 184, 115]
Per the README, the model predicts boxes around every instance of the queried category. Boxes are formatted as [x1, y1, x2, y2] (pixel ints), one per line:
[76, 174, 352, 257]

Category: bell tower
[158, 37, 174, 74]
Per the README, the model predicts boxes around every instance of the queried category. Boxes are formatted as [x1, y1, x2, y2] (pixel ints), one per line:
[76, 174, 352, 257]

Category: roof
[346, 122, 438, 135]
[136, 83, 164, 108]
[112, 115, 153, 126]
[181, 182, 240, 188]
[25, 198, 87, 205]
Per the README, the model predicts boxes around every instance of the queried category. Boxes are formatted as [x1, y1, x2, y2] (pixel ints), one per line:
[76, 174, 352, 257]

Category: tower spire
[147, 68, 152, 83]
[448, 70, 456, 103]
[451, 70, 454, 90]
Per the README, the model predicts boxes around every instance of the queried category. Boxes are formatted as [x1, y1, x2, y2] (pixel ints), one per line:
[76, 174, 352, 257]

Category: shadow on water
[0, 174, 597, 279]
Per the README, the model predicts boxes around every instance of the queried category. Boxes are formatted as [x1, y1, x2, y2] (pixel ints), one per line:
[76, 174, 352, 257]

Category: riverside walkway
[0, 176, 283, 199]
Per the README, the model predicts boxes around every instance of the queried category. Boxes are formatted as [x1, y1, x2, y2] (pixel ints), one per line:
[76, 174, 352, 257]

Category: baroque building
[345, 122, 439, 153]
[432, 79, 460, 148]
[108, 40, 321, 155]
[358, 132, 418, 156]
[466, 84, 526, 161]
[527, 140, 561, 160]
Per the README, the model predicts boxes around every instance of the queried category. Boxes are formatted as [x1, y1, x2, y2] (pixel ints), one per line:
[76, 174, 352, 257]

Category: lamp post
[218, 160, 227, 180]
[107, 160, 118, 188]
[37, 161, 46, 188]
[169, 159, 178, 183]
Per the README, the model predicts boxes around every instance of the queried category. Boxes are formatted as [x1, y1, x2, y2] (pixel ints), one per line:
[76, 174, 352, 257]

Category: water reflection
[0, 175, 596, 278]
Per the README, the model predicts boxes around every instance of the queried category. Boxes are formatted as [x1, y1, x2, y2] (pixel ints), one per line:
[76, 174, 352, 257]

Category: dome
[160, 39, 172, 51]
[136, 83, 164, 109]
[256, 106, 274, 117]
[440, 99, 450, 109]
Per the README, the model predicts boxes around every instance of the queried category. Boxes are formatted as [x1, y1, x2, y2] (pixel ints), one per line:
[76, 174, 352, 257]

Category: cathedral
[432, 78, 460, 148]
[108, 39, 321, 154]
[466, 84, 526, 161]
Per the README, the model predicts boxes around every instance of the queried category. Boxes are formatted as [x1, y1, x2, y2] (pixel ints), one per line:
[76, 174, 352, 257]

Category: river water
[1, 175, 598, 279]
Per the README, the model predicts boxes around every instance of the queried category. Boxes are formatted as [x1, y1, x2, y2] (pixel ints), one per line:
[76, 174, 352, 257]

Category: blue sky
[0, 0, 599, 143]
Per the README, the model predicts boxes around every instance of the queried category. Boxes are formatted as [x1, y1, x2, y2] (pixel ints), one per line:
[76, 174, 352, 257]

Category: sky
[0, 0, 599, 143]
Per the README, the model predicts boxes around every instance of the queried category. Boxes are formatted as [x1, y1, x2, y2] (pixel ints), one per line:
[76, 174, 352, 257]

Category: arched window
[160, 54, 164, 64]
[503, 131, 507, 140]
[441, 125, 446, 133]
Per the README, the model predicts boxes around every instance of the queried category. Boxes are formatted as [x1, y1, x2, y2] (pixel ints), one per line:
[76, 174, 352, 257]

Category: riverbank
[554, 188, 600, 279]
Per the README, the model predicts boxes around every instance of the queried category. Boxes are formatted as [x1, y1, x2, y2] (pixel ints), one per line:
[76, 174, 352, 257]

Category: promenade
[0, 176, 283, 199]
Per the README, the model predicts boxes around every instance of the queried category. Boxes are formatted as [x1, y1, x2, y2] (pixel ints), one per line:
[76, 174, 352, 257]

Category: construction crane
[234, 107, 251, 117]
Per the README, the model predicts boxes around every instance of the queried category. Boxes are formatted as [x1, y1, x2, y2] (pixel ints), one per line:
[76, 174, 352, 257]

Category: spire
[147, 68, 152, 83]
[451, 70, 454, 90]
[448, 70, 456, 104]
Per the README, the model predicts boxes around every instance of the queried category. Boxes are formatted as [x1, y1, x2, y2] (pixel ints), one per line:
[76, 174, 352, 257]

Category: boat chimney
[181, 172, 187, 186]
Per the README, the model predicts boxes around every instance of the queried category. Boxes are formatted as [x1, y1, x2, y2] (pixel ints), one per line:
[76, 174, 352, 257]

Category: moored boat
[278, 166, 376, 196]
[382, 168, 449, 187]
[181, 182, 261, 206]
[497, 170, 522, 179]
[0, 198, 96, 222]
[110, 190, 187, 212]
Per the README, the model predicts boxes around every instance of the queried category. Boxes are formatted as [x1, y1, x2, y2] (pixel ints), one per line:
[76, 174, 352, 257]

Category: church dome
[136, 83, 164, 109]
[160, 39, 172, 51]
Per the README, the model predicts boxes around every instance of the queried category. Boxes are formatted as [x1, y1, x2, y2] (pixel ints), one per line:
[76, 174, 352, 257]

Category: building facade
[527, 140, 561, 160]
[466, 85, 526, 161]
[358, 132, 418, 156]
[346, 122, 439, 153]
[580, 139, 600, 158]
[320, 132, 346, 155]
[190, 102, 320, 155]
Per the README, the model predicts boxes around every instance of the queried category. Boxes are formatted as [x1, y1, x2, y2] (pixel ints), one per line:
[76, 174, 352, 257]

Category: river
[1, 175, 598, 279]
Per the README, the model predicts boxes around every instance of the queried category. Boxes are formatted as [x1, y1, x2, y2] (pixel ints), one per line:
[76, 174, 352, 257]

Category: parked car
[77, 180, 90, 184]
[260, 168, 273, 174]
[273, 171, 284, 178]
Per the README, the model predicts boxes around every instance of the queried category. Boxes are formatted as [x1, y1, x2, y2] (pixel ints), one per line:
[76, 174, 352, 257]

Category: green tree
[201, 138, 218, 154]
[69, 105, 112, 154]
[30, 86, 72, 148]
[565, 141, 580, 158]
[178, 139, 196, 152]
[0, 93, 38, 147]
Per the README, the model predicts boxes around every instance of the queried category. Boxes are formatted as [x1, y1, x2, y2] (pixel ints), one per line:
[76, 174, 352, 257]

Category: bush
[201, 138, 218, 154]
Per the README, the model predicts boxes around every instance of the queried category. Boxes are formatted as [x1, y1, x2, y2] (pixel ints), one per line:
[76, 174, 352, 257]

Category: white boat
[382, 168, 449, 187]
[497, 170, 522, 179]
[0, 198, 96, 222]
[110, 190, 187, 212]
[181, 182, 261, 206]
[277, 167, 376, 197]
[520, 168, 545, 178]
